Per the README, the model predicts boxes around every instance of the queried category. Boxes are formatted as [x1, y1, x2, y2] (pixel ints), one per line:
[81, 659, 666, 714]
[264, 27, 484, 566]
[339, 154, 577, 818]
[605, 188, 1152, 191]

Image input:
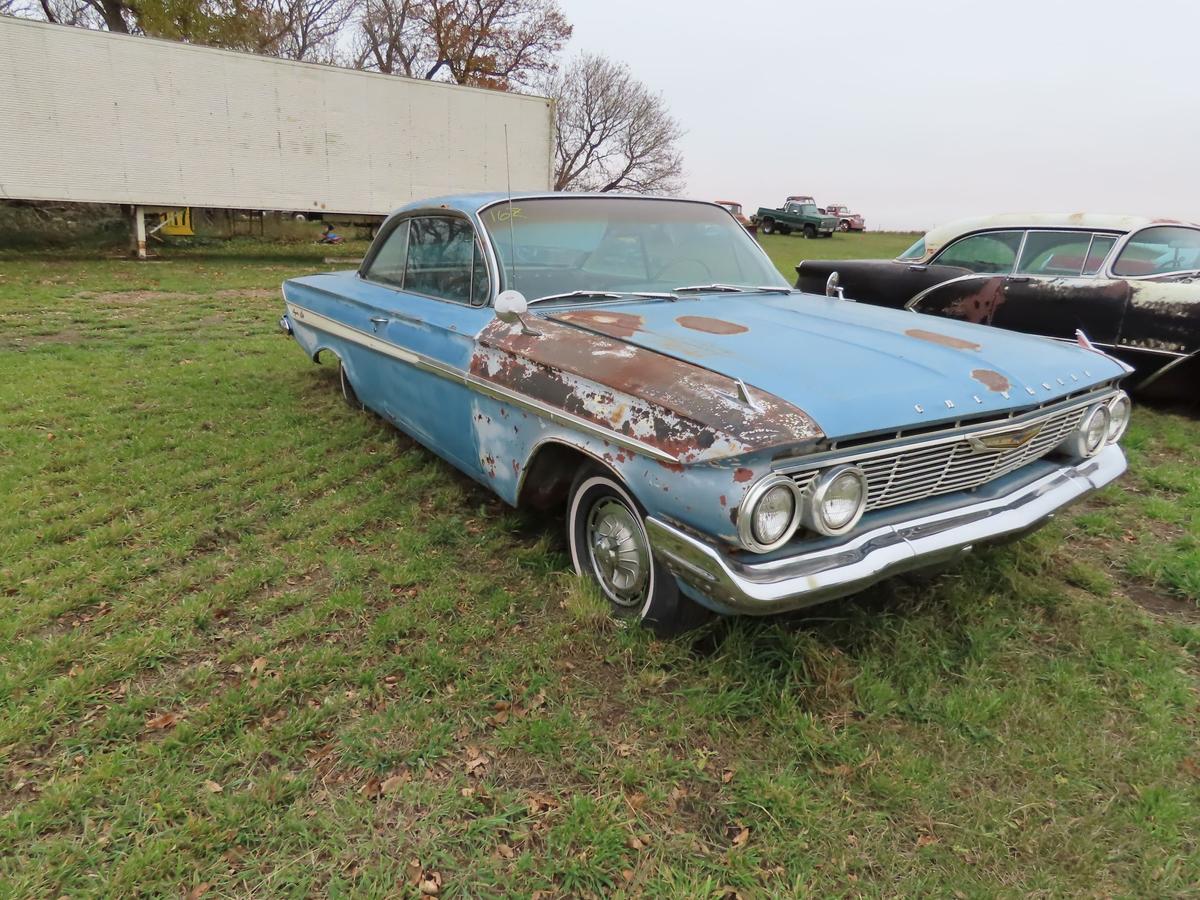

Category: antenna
[503, 124, 517, 293]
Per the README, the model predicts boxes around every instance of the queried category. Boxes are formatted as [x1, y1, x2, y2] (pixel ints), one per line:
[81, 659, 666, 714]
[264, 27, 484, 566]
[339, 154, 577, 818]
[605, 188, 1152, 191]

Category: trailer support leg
[130, 205, 147, 259]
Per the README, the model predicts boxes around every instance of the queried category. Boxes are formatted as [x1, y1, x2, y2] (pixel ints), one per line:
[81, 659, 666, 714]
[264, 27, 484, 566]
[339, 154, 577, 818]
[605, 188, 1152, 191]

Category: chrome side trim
[286, 302, 679, 465]
[647, 444, 1126, 616]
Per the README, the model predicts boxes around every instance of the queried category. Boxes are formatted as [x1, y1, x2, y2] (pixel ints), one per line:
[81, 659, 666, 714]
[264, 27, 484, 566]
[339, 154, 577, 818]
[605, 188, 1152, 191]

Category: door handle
[907, 265, 927, 272]
[369, 316, 388, 332]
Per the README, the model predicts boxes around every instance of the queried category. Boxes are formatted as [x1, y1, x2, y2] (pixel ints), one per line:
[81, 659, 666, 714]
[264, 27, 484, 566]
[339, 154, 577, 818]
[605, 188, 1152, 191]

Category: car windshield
[1112, 226, 1200, 277]
[898, 236, 926, 260]
[481, 197, 788, 301]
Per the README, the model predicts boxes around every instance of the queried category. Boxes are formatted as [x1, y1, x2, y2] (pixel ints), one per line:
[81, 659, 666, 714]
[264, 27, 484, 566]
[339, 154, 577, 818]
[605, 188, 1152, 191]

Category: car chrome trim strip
[647, 444, 1127, 615]
[285, 302, 680, 465]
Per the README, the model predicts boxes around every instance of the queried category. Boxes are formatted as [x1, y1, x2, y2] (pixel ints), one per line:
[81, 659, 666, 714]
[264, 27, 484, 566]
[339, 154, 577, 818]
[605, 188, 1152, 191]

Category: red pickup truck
[822, 204, 866, 232]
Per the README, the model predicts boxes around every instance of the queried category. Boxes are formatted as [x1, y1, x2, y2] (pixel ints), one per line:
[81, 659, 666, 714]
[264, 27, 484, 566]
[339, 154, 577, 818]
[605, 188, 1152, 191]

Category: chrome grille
[792, 404, 1087, 512]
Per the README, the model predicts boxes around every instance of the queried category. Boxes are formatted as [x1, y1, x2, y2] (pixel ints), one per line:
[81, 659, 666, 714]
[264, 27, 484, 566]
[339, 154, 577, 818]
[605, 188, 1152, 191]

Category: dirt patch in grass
[1121, 581, 1200, 622]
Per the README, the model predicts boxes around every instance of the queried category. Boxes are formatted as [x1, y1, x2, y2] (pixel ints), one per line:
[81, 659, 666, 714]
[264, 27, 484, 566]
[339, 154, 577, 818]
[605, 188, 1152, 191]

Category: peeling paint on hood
[544, 293, 1127, 440]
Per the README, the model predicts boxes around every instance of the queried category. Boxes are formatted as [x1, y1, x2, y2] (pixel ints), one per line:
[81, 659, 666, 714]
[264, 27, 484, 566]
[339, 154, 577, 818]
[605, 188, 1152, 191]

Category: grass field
[1, 234, 1197, 897]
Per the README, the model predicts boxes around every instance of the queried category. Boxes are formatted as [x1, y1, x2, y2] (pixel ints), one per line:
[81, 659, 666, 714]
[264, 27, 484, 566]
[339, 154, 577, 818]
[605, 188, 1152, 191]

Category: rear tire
[760, 218, 775, 235]
[567, 466, 708, 636]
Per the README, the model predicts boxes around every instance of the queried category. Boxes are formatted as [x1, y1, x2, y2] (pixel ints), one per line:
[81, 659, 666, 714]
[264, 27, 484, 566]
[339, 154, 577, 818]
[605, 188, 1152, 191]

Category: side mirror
[495, 289, 541, 335]
[825, 271, 848, 300]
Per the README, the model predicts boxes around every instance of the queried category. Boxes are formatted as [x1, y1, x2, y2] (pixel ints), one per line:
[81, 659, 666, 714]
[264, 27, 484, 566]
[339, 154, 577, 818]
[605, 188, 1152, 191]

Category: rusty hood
[546, 294, 1127, 440]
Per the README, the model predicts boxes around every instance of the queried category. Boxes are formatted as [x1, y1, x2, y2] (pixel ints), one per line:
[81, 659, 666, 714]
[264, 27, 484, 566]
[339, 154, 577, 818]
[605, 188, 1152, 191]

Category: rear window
[1113, 226, 1200, 277]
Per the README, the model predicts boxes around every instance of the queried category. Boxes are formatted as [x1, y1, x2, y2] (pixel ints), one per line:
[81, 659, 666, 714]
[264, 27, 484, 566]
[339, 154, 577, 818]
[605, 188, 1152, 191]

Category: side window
[1113, 226, 1200, 277]
[1016, 231, 1093, 276]
[363, 220, 409, 287]
[1082, 235, 1117, 275]
[933, 231, 1022, 274]
[404, 216, 489, 304]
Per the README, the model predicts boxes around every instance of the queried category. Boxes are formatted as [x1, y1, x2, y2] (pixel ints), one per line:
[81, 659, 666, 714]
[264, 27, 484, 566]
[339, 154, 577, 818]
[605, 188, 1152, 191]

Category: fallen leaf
[202, 780, 224, 793]
[495, 842, 515, 860]
[419, 872, 442, 896]
[250, 656, 268, 675]
[381, 771, 410, 794]
[626, 835, 646, 851]
[721, 768, 735, 784]
[406, 859, 423, 885]
[730, 824, 750, 849]
[359, 775, 382, 799]
[145, 712, 179, 731]
[184, 884, 211, 900]
[615, 743, 634, 758]
[917, 833, 939, 848]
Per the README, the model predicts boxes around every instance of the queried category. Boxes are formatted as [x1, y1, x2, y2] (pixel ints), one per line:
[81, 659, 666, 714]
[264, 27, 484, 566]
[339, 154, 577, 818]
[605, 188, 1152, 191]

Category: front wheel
[803, 224, 816, 239]
[838, 220, 850, 232]
[567, 467, 707, 635]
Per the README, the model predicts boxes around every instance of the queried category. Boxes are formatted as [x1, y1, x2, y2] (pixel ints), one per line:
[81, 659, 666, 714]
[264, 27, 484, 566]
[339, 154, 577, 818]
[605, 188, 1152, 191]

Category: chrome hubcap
[586, 498, 649, 607]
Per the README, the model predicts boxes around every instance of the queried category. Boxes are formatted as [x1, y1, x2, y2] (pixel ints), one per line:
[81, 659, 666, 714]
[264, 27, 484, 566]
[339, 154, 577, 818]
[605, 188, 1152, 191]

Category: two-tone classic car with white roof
[796, 213, 1200, 400]
[280, 194, 1131, 633]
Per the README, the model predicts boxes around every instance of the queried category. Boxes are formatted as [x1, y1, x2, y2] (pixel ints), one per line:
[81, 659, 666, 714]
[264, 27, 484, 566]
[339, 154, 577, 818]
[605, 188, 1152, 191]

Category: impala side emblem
[967, 422, 1044, 453]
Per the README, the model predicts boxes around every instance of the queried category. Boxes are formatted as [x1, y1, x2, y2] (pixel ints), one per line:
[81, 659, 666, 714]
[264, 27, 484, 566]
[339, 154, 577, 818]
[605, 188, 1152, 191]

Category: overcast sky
[555, 0, 1200, 231]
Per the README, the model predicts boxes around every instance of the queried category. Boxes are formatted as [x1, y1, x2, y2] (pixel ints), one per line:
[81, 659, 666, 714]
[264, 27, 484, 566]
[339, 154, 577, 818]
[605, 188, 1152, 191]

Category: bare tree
[352, 0, 425, 75]
[269, 0, 352, 61]
[549, 53, 683, 195]
[354, 0, 570, 88]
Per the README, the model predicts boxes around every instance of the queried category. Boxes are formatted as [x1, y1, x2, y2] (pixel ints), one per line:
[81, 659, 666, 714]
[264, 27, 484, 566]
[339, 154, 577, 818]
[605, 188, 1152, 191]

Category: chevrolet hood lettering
[547, 294, 1127, 440]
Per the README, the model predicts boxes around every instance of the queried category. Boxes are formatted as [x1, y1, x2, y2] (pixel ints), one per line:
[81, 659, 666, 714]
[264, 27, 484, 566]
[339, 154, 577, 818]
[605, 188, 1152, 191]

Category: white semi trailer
[0, 17, 554, 254]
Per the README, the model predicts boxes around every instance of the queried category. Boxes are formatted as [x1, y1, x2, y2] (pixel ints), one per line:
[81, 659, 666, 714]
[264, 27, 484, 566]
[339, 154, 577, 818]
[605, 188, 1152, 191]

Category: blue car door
[343, 214, 495, 474]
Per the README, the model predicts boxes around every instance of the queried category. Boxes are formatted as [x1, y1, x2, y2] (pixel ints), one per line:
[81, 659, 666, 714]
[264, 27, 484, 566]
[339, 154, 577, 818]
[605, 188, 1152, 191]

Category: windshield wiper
[673, 283, 794, 294]
[529, 290, 678, 305]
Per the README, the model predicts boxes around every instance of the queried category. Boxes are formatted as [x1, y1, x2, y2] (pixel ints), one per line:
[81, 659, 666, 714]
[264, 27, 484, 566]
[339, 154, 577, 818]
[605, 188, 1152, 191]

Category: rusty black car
[796, 214, 1199, 399]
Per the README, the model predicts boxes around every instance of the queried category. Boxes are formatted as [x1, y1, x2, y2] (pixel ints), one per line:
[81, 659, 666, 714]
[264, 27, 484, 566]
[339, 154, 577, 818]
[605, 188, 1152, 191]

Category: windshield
[898, 236, 926, 260]
[481, 197, 788, 301]
[1112, 226, 1200, 277]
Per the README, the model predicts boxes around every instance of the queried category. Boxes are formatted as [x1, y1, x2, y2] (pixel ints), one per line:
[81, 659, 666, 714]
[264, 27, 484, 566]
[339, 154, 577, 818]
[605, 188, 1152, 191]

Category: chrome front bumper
[646, 444, 1126, 616]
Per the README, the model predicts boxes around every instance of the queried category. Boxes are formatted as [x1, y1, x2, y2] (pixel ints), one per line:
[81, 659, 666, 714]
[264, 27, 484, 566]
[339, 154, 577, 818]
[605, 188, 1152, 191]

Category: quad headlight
[802, 465, 869, 536]
[1062, 402, 1111, 459]
[738, 476, 802, 552]
[1106, 390, 1131, 444]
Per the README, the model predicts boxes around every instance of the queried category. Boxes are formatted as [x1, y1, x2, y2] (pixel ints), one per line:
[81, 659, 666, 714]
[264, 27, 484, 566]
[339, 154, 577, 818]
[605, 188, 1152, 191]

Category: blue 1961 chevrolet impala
[280, 194, 1131, 633]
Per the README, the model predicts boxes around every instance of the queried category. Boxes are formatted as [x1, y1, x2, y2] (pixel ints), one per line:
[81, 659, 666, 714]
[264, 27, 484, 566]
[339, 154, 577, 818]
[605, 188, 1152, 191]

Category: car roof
[914, 213, 1200, 260]
[385, 192, 718, 218]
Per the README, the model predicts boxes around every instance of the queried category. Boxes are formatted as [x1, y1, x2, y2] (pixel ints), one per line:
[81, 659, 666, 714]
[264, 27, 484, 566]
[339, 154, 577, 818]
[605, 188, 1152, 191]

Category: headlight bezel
[737, 475, 803, 553]
[1105, 390, 1131, 444]
[1062, 402, 1111, 459]
[802, 464, 869, 537]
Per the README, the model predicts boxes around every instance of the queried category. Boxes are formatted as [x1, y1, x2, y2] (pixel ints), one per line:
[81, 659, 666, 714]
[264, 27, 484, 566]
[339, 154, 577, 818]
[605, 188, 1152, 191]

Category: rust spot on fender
[905, 328, 981, 351]
[675, 315, 748, 335]
[553, 309, 643, 338]
[971, 368, 1011, 393]
[733, 467, 753, 483]
[470, 317, 824, 463]
[719, 494, 727, 507]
